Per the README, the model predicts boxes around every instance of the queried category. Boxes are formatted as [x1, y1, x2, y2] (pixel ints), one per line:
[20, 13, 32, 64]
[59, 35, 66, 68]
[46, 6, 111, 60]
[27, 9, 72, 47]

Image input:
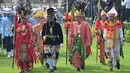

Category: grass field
[0, 38, 130, 73]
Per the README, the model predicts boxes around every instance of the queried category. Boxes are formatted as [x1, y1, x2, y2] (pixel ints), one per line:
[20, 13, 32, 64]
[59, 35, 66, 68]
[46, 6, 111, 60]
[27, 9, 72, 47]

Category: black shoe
[105, 53, 108, 59]
[69, 59, 73, 65]
[102, 63, 106, 65]
[77, 68, 80, 71]
[122, 55, 124, 58]
[109, 69, 113, 72]
[81, 65, 85, 70]
[117, 60, 120, 70]
[53, 66, 57, 70]
[115, 65, 117, 68]
[25, 69, 30, 72]
[50, 69, 54, 72]
[45, 63, 49, 68]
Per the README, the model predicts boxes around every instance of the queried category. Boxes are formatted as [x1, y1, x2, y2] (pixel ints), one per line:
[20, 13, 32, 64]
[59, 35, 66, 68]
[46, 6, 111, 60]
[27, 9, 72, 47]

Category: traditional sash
[105, 27, 116, 49]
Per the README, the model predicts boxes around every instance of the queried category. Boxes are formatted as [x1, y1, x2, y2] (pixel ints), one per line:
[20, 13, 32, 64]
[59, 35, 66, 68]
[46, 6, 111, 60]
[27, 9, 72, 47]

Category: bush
[85, 17, 92, 24]
[90, 26, 95, 38]
[123, 22, 130, 30]
[123, 22, 130, 42]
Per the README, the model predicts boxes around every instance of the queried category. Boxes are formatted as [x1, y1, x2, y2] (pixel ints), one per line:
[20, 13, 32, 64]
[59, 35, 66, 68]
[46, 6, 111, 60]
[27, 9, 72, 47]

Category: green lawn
[0, 39, 130, 73]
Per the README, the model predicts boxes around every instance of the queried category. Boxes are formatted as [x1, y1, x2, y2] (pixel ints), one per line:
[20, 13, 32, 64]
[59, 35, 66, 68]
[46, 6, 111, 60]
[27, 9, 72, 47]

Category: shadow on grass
[0, 53, 7, 58]
[30, 67, 73, 73]
[84, 65, 108, 73]
[85, 65, 130, 73]
[32, 65, 107, 73]
[114, 65, 130, 73]
[59, 51, 66, 58]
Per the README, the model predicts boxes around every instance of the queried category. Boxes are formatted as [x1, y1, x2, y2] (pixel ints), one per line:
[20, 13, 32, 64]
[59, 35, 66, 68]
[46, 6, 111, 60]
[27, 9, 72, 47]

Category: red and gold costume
[32, 10, 46, 67]
[104, 19, 123, 49]
[103, 19, 123, 71]
[70, 10, 92, 71]
[14, 17, 37, 72]
[32, 19, 44, 66]
[94, 10, 107, 64]
[103, 7, 124, 71]
[72, 20, 92, 58]
[94, 20, 105, 64]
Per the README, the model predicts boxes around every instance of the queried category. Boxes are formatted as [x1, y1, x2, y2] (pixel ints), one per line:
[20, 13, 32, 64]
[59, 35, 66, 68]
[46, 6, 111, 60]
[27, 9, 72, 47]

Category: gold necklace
[49, 21, 55, 35]
[21, 25, 26, 32]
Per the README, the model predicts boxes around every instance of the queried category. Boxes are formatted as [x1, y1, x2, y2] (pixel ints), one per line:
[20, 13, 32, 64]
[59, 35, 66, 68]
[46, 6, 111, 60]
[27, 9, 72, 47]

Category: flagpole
[97, 0, 100, 19]
[67, 0, 68, 12]
[12, 13, 18, 69]
[65, 0, 69, 65]
[96, 0, 100, 63]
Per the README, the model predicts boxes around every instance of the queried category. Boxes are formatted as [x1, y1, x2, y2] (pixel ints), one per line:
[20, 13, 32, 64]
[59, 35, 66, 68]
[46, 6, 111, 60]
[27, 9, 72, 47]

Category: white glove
[2, 35, 4, 39]
[43, 36, 46, 41]
[60, 43, 64, 47]
[40, 30, 42, 36]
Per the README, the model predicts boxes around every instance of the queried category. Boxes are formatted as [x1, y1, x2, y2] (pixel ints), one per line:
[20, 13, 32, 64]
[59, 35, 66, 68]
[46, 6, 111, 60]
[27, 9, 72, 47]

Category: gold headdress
[33, 10, 46, 19]
[101, 10, 106, 16]
[74, 10, 81, 17]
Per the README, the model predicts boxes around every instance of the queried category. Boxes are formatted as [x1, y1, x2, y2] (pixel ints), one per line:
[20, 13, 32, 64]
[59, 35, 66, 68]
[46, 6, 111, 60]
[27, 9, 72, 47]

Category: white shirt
[122, 0, 130, 9]
[103, 0, 108, 3]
